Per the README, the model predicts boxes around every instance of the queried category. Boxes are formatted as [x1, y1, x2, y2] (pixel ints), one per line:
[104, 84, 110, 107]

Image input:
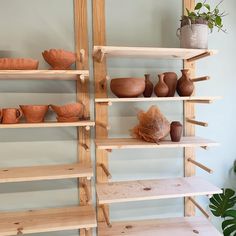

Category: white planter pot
[177, 24, 209, 49]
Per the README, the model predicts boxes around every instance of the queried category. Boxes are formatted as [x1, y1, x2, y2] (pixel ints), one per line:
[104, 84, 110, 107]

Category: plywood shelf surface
[0, 120, 95, 129]
[96, 176, 222, 204]
[95, 137, 219, 150]
[98, 216, 222, 236]
[0, 163, 93, 183]
[94, 46, 217, 62]
[0, 205, 97, 236]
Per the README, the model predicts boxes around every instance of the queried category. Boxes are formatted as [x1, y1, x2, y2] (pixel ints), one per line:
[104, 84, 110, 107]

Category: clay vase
[177, 69, 194, 96]
[1, 108, 22, 124]
[170, 121, 183, 142]
[20, 105, 49, 123]
[143, 74, 153, 98]
[163, 72, 178, 97]
[154, 74, 169, 97]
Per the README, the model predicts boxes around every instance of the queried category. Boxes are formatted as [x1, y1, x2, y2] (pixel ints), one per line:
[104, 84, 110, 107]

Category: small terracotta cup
[170, 121, 183, 142]
[0, 108, 22, 124]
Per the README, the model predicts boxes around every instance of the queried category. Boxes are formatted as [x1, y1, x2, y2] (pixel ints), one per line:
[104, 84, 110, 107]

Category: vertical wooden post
[183, 0, 196, 217]
[74, 1, 92, 235]
[93, 0, 109, 225]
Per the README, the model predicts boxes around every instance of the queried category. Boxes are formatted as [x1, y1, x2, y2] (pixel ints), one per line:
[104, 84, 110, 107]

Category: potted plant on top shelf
[177, 1, 227, 49]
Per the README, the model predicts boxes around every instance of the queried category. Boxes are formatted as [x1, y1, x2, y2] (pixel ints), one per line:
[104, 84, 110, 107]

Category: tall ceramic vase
[143, 74, 153, 97]
[154, 74, 169, 97]
[177, 69, 194, 97]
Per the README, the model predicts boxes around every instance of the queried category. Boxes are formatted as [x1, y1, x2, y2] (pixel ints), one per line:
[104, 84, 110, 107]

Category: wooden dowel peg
[94, 48, 105, 63]
[85, 126, 90, 131]
[187, 52, 212, 62]
[80, 183, 90, 203]
[79, 49, 85, 64]
[97, 122, 111, 130]
[79, 74, 86, 83]
[187, 158, 213, 174]
[82, 143, 90, 152]
[189, 197, 210, 219]
[100, 205, 112, 228]
[99, 163, 112, 179]
[191, 76, 210, 82]
[187, 100, 213, 104]
[186, 118, 208, 127]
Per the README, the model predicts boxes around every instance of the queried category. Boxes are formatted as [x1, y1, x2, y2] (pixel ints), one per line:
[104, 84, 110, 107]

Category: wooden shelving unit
[93, 0, 222, 235]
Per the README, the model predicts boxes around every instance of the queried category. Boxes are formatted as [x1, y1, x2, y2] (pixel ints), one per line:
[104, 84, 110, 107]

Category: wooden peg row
[189, 197, 210, 219]
[99, 163, 112, 179]
[80, 183, 90, 203]
[187, 158, 213, 174]
[79, 49, 85, 64]
[100, 205, 112, 228]
[191, 76, 210, 82]
[186, 118, 208, 127]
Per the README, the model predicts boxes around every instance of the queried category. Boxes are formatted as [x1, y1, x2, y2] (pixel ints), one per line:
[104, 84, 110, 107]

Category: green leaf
[195, 2, 203, 10]
[222, 210, 236, 236]
[215, 8, 220, 14]
[210, 189, 236, 217]
[204, 4, 211, 11]
[216, 16, 222, 26]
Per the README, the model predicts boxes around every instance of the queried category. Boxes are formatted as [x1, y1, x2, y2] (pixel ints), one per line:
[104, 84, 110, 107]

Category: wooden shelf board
[96, 176, 222, 204]
[98, 216, 222, 236]
[0, 70, 89, 80]
[0, 163, 93, 183]
[94, 46, 217, 61]
[95, 96, 221, 103]
[0, 120, 95, 129]
[95, 137, 219, 150]
[0, 205, 97, 235]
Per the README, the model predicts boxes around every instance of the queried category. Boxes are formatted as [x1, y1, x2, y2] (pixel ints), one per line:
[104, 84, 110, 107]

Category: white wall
[0, 0, 235, 235]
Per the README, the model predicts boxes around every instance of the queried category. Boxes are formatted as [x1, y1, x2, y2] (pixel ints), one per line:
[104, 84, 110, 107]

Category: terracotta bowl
[0, 58, 39, 70]
[50, 103, 84, 119]
[42, 49, 76, 70]
[110, 78, 145, 98]
[57, 116, 80, 122]
[20, 105, 49, 123]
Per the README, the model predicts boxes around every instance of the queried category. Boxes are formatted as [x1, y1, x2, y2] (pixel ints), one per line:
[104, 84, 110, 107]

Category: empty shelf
[95, 137, 219, 150]
[96, 176, 222, 204]
[0, 163, 93, 183]
[98, 216, 222, 236]
[0, 205, 97, 235]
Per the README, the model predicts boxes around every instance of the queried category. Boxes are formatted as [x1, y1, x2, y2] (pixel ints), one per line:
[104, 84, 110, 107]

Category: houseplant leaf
[210, 189, 236, 217]
[222, 210, 236, 236]
[195, 2, 203, 10]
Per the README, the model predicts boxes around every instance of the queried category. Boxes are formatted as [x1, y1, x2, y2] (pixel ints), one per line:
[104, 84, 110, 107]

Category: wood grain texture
[98, 217, 222, 236]
[0, 206, 97, 236]
[96, 177, 222, 204]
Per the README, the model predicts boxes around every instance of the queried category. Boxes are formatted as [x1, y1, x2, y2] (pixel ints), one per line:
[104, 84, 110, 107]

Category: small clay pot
[143, 74, 153, 97]
[20, 105, 49, 123]
[177, 69, 194, 96]
[42, 49, 76, 70]
[154, 74, 169, 97]
[0, 58, 39, 70]
[170, 121, 183, 142]
[163, 72, 178, 97]
[1, 108, 22, 124]
[110, 78, 145, 98]
[50, 103, 84, 119]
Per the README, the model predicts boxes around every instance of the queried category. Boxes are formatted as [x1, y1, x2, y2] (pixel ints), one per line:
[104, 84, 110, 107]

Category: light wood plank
[0, 206, 97, 236]
[0, 70, 89, 80]
[0, 163, 93, 183]
[95, 137, 219, 150]
[93, 46, 217, 62]
[98, 217, 222, 236]
[0, 120, 95, 129]
[96, 176, 222, 204]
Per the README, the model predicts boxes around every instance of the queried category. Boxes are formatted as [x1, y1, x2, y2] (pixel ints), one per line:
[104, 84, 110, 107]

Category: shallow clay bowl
[20, 105, 49, 123]
[57, 116, 80, 122]
[50, 103, 84, 118]
[0, 58, 39, 70]
[42, 49, 76, 70]
[110, 78, 145, 98]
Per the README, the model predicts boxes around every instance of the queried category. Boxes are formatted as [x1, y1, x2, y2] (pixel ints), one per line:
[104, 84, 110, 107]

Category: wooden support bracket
[187, 52, 212, 62]
[94, 48, 105, 63]
[99, 163, 112, 179]
[186, 118, 208, 127]
[189, 197, 210, 218]
[100, 205, 112, 227]
[191, 76, 210, 82]
[80, 182, 90, 203]
[187, 158, 213, 174]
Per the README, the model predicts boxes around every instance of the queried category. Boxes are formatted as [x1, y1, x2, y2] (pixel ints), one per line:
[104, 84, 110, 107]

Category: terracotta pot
[1, 108, 22, 124]
[170, 121, 183, 142]
[42, 49, 76, 70]
[154, 74, 169, 97]
[20, 105, 49, 123]
[57, 116, 80, 122]
[163, 72, 178, 97]
[50, 103, 84, 119]
[177, 69, 194, 96]
[143, 74, 153, 98]
[0, 58, 39, 70]
[110, 78, 145, 98]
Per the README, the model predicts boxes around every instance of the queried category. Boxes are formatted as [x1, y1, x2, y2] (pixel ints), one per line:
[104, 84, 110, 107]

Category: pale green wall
[0, 0, 235, 235]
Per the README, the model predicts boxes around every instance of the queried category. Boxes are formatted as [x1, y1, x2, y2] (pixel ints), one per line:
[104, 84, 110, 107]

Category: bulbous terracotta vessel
[110, 78, 145, 98]
[170, 121, 183, 142]
[0, 58, 39, 70]
[0, 108, 22, 124]
[154, 74, 169, 97]
[50, 103, 84, 119]
[143, 74, 153, 97]
[177, 69, 194, 96]
[163, 72, 178, 97]
[42, 49, 76, 70]
[20, 105, 49, 123]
